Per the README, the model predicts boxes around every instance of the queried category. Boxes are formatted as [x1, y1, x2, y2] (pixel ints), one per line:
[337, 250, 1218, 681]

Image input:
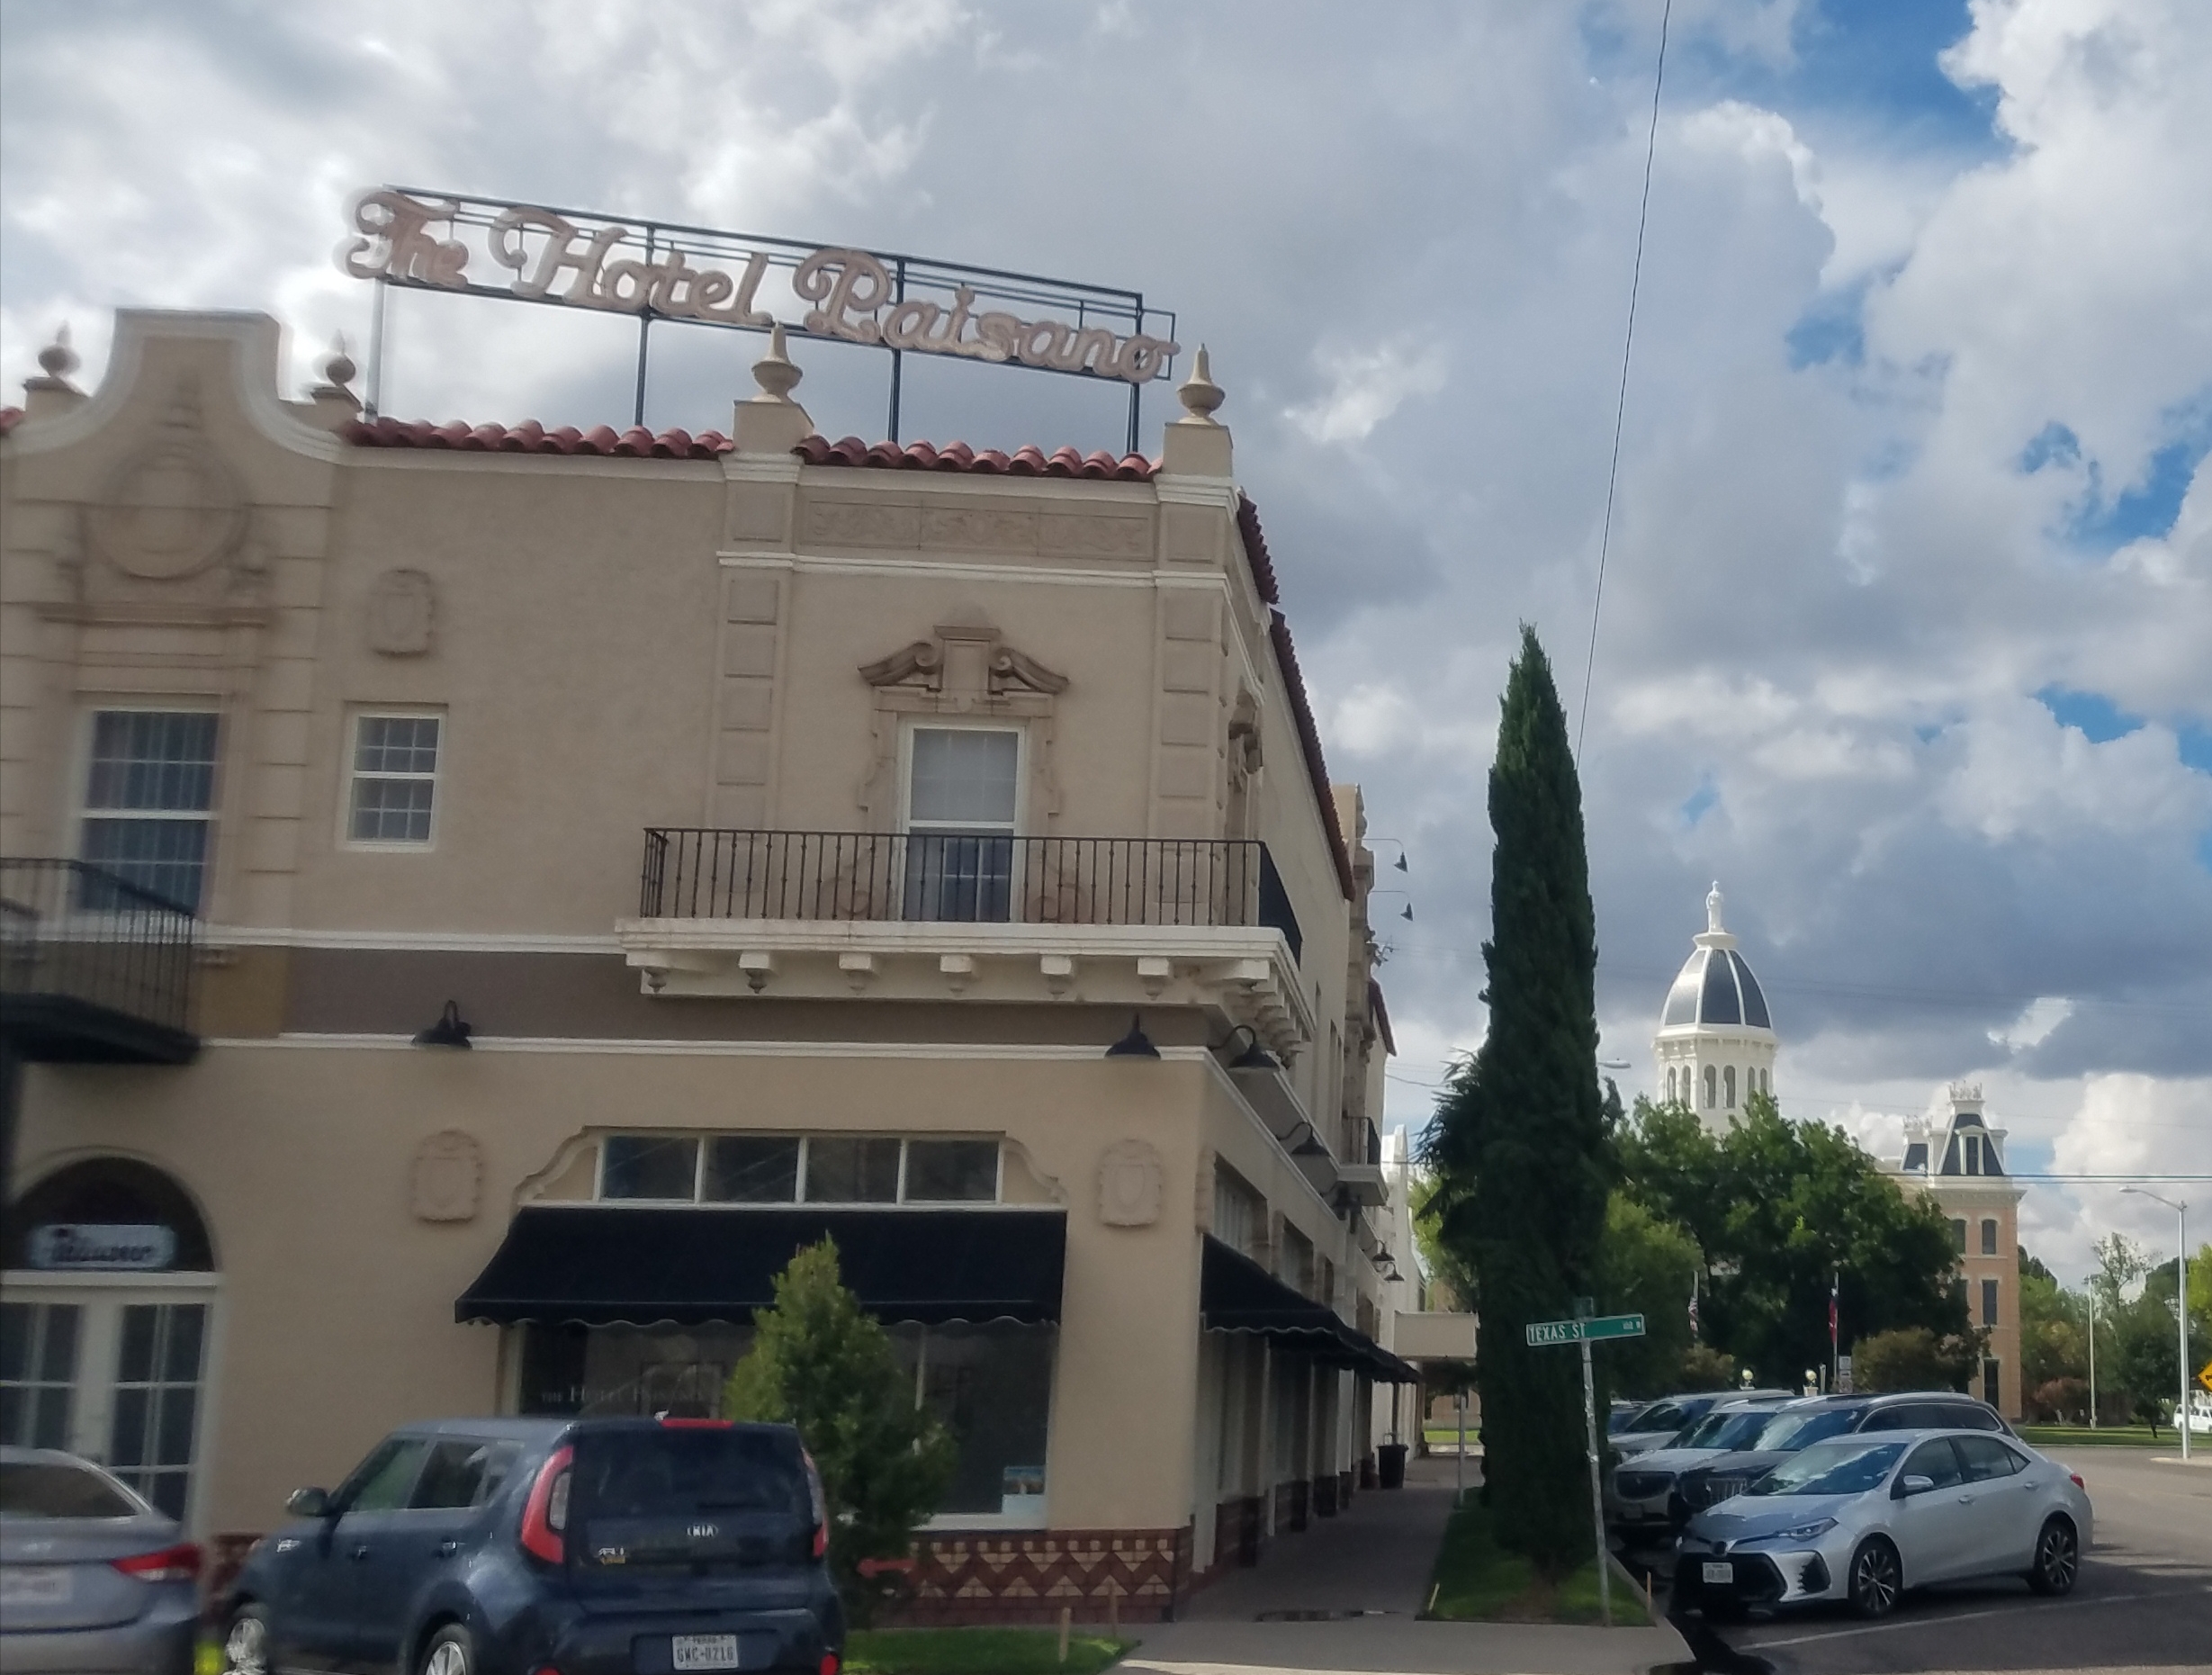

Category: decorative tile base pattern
[895, 1527, 1191, 1625]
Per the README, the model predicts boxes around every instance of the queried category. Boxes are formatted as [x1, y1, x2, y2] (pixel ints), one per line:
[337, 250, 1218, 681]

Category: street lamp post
[2085, 1283, 2098, 1431]
[2123, 1187, 2190, 1462]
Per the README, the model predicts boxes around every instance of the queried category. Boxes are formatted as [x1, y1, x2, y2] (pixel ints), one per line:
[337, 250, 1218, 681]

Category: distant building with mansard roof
[1652, 882, 1777, 1132]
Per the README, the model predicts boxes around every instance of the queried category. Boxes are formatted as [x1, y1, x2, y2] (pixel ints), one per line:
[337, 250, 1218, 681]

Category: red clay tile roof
[1270, 609, 1356, 901]
[1236, 492, 1282, 606]
[1368, 978, 1398, 1057]
[0, 407, 23, 437]
[796, 434, 1156, 481]
[342, 417, 733, 458]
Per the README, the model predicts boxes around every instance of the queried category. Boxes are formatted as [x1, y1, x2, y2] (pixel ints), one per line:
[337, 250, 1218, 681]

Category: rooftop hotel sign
[338, 189, 1178, 441]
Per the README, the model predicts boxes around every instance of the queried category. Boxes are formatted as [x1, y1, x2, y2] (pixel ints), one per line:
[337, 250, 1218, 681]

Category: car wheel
[2027, 1516, 2079, 1597]
[1847, 1537, 1902, 1620]
[224, 1604, 272, 1675]
[419, 1624, 475, 1675]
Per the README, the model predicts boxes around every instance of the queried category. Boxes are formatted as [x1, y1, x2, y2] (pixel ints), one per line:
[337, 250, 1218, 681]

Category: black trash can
[1378, 1442, 1408, 1489]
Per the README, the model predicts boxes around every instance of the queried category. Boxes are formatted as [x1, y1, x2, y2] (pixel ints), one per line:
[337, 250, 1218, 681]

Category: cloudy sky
[4, 0, 2207, 1283]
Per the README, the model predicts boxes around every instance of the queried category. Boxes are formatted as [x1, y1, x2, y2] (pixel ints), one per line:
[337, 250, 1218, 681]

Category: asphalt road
[1679, 1445, 2212, 1674]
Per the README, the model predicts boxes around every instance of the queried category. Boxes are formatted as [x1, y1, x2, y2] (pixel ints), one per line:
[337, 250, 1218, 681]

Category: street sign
[1524, 1312, 1645, 1347]
[2199, 1361, 2212, 1394]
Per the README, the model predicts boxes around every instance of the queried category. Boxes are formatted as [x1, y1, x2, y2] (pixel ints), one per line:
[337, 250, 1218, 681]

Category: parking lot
[1636, 1447, 2212, 1674]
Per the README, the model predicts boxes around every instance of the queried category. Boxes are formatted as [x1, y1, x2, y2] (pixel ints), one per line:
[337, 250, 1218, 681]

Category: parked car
[1606, 1400, 1645, 1436]
[1674, 1428, 2091, 1618]
[1605, 1396, 1797, 1535]
[222, 1417, 841, 1675]
[1612, 1390, 1792, 1460]
[1, 1445, 201, 1675]
[1668, 1391, 2014, 1527]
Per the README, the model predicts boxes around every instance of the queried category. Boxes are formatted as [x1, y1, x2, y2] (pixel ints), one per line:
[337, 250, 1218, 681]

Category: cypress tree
[1424, 626, 1608, 1574]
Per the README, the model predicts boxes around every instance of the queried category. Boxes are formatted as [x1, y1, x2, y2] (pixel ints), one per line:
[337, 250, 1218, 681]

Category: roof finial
[37, 322, 79, 383]
[751, 322, 803, 402]
[1176, 344, 1224, 424]
[322, 332, 357, 392]
[1705, 880, 1725, 934]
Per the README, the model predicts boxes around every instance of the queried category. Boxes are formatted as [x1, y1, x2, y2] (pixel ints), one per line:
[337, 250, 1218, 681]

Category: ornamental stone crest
[86, 382, 249, 583]
[368, 568, 436, 655]
[859, 618, 1068, 699]
[410, 1130, 484, 1222]
[1097, 1139, 1165, 1228]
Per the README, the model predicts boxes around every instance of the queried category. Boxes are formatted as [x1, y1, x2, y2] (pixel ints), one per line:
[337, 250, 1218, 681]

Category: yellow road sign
[2199, 1361, 2212, 1393]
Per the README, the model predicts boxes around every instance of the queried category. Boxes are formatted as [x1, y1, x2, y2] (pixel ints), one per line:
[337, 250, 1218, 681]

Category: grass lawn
[2020, 1424, 2176, 1447]
[845, 1628, 1134, 1675]
[1423, 1493, 1630, 1626]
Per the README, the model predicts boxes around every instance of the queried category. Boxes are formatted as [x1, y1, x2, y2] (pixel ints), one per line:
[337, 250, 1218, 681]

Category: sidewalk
[1116, 1456, 1688, 1675]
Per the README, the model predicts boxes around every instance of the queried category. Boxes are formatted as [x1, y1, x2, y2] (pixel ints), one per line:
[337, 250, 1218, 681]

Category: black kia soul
[221, 1418, 842, 1675]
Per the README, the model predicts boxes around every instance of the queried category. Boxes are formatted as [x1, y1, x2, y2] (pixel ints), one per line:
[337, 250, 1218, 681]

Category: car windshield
[0, 1460, 145, 1519]
[572, 1427, 809, 1520]
[1681, 1408, 1776, 1450]
[1751, 1408, 1862, 1452]
[1747, 1439, 1906, 1497]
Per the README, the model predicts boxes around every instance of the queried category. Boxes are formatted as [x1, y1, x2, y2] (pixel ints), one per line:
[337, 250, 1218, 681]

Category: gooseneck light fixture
[1103, 1013, 1161, 1060]
[412, 1000, 473, 1049]
[1213, 1022, 1282, 1073]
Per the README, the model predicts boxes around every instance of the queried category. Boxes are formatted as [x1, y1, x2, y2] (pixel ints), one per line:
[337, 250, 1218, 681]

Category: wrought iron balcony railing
[0, 859, 201, 1064]
[640, 829, 1304, 962]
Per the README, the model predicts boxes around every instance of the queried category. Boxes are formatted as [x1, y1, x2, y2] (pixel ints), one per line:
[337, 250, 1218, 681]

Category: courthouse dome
[1658, 884, 1774, 1032]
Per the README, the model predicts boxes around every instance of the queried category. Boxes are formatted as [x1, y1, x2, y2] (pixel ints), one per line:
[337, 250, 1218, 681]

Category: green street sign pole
[1524, 1310, 1645, 1626]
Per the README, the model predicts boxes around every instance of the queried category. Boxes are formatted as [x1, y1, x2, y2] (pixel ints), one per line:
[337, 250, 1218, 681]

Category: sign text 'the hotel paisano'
[339, 189, 1180, 387]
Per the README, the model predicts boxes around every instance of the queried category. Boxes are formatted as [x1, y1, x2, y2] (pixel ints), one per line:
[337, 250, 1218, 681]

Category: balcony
[0, 860, 201, 1065]
[618, 831, 1313, 1051]
[1335, 1115, 1388, 1206]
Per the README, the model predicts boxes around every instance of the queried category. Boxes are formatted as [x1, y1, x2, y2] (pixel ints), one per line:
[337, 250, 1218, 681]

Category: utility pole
[2123, 1188, 2190, 1461]
[2087, 1283, 2098, 1430]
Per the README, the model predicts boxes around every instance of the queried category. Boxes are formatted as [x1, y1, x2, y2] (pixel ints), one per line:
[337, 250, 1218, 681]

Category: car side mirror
[1894, 1474, 1934, 1499]
[287, 1487, 334, 1518]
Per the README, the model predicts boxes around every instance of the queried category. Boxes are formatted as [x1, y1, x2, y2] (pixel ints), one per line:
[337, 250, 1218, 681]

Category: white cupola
[1652, 882, 1779, 1134]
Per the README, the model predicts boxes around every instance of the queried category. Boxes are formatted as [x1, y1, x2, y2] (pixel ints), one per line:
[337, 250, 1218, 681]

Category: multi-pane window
[1951, 1219, 1968, 1253]
[348, 715, 442, 843]
[904, 727, 1020, 922]
[1212, 1162, 1263, 1258]
[78, 711, 219, 911]
[1982, 1357, 2002, 1408]
[0, 1302, 82, 1450]
[599, 1134, 1003, 1205]
[1982, 1278, 2000, 1327]
[1981, 1219, 1999, 1256]
[106, 1302, 206, 1521]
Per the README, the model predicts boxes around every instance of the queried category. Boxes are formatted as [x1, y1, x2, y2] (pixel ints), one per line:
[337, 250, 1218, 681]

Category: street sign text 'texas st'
[1525, 1313, 1647, 1347]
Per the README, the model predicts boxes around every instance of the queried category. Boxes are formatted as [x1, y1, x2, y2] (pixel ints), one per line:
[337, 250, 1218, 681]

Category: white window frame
[342, 709, 445, 851]
[899, 720, 1027, 836]
[589, 1133, 1006, 1207]
[72, 704, 223, 913]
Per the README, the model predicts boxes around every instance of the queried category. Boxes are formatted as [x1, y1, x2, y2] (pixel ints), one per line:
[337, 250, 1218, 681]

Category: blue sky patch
[2060, 391, 2212, 551]
[2019, 421, 2081, 473]
[2179, 722, 2212, 775]
[1680, 779, 1721, 828]
[2036, 685, 2145, 743]
[1786, 278, 1869, 369]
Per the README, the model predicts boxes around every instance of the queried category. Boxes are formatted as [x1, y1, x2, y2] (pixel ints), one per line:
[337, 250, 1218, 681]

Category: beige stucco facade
[0, 311, 1406, 1619]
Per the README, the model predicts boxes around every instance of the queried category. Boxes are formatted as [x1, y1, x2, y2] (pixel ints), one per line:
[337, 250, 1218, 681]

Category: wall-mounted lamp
[1103, 1012, 1161, 1059]
[1273, 1119, 1330, 1159]
[1214, 1022, 1281, 1073]
[1371, 889, 1414, 923]
[1369, 838, 1411, 874]
[412, 1000, 473, 1049]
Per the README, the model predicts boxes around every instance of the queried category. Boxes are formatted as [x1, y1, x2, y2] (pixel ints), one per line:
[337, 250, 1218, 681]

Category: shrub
[1851, 1326, 1981, 1393]
[1677, 1346, 1739, 1391]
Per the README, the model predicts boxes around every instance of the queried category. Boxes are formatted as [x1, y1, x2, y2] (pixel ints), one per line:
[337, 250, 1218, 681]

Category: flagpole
[1830, 1268, 1840, 1393]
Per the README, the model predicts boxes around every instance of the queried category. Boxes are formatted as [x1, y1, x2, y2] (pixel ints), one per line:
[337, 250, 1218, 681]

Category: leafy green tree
[1614, 1094, 1969, 1381]
[723, 1239, 955, 1621]
[2090, 1232, 2150, 1315]
[1853, 1326, 1982, 1393]
[1422, 627, 1608, 1577]
[1409, 1165, 1478, 1311]
[2019, 1257, 2088, 1393]
[1594, 1192, 1699, 1398]
[2110, 1287, 2181, 1432]
[1676, 1345, 1738, 1391]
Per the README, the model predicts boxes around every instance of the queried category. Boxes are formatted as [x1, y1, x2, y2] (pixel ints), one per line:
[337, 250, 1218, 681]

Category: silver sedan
[0, 1446, 200, 1675]
[1675, 1427, 2093, 1619]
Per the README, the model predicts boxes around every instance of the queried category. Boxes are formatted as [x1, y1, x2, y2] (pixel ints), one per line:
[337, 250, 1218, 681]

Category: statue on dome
[1705, 881, 1725, 934]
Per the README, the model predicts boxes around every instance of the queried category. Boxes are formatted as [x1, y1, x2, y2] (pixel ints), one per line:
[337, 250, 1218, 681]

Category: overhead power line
[1576, 0, 1673, 761]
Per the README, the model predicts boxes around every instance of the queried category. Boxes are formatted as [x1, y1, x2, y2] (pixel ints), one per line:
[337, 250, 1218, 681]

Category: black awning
[1200, 1235, 1418, 1382]
[456, 1206, 1066, 1328]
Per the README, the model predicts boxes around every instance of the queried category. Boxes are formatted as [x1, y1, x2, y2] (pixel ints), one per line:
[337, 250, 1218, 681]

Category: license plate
[1702, 1562, 1734, 1586]
[0, 1567, 73, 1605]
[672, 1635, 744, 1671]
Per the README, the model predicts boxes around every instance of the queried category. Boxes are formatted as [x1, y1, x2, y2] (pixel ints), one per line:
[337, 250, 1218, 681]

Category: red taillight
[520, 1445, 574, 1564]
[819, 1656, 840, 1675]
[2070, 1472, 2085, 1490]
[112, 1543, 201, 1583]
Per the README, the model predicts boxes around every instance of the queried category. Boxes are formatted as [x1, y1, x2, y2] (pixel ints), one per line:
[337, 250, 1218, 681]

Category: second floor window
[348, 715, 442, 844]
[78, 710, 219, 912]
[904, 726, 1019, 923]
[1982, 1277, 1999, 1327]
[1981, 1218, 1999, 1256]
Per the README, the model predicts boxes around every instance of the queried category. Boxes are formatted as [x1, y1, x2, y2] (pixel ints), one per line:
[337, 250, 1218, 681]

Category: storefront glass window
[1, 1302, 82, 1450]
[904, 1141, 999, 1202]
[705, 1138, 801, 1202]
[890, 1324, 1054, 1517]
[805, 1139, 901, 1203]
[107, 1303, 206, 1520]
[601, 1137, 700, 1200]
